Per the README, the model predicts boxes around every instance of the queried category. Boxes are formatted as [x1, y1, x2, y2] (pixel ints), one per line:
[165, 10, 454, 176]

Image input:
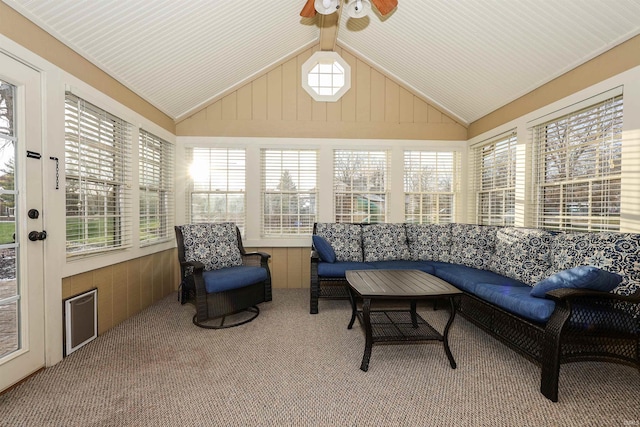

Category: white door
[0, 52, 45, 392]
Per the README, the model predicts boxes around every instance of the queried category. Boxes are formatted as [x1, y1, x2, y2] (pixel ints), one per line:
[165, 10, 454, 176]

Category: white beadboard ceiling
[4, 0, 640, 125]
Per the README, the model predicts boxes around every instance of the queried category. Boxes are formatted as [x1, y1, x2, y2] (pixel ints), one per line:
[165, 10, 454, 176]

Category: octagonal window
[302, 51, 351, 102]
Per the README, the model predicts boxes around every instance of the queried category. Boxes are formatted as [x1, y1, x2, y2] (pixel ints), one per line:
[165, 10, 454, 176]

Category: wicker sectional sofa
[309, 222, 640, 402]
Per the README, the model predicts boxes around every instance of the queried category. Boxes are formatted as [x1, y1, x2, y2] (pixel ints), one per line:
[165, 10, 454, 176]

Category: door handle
[28, 230, 47, 241]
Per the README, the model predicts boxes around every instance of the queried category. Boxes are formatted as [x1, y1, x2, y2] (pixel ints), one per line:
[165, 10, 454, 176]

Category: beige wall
[176, 45, 467, 140]
[62, 249, 179, 335]
[0, 2, 175, 134]
[249, 247, 312, 289]
[469, 34, 640, 138]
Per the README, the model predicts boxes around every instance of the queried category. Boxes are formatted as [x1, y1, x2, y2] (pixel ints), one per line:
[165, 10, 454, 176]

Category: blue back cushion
[313, 235, 336, 263]
[530, 265, 622, 298]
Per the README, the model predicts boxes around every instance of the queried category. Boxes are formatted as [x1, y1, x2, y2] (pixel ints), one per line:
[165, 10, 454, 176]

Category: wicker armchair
[175, 223, 272, 329]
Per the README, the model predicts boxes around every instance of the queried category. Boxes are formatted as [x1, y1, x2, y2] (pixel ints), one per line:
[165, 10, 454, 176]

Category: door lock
[28, 230, 47, 241]
[28, 209, 40, 219]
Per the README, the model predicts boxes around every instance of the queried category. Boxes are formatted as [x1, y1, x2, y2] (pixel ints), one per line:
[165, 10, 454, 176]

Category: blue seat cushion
[474, 283, 556, 323]
[367, 260, 436, 274]
[203, 266, 268, 293]
[433, 263, 528, 294]
[317, 262, 375, 278]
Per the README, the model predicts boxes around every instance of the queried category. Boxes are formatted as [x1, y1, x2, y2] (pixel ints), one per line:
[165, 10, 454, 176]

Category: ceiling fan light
[346, 0, 371, 18]
[314, 0, 340, 15]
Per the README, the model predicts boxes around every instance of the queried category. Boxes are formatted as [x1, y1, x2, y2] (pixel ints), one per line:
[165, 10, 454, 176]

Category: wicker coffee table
[346, 269, 462, 372]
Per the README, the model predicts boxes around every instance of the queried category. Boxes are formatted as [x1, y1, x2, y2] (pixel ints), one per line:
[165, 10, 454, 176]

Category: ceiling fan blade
[371, 0, 398, 16]
[300, 0, 317, 17]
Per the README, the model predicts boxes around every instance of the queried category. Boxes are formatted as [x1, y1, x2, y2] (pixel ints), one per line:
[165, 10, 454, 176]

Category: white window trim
[177, 137, 467, 246]
[301, 51, 351, 102]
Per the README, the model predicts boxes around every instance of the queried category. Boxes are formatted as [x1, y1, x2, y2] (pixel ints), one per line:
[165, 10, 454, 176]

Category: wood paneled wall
[176, 45, 467, 140]
[61, 249, 179, 335]
[248, 247, 312, 289]
[60, 247, 311, 336]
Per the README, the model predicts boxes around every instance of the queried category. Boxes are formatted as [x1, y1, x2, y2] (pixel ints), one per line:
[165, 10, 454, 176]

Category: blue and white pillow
[315, 223, 363, 262]
[362, 224, 411, 262]
[448, 224, 497, 270]
[180, 223, 243, 271]
[490, 227, 554, 285]
[405, 223, 451, 262]
[312, 235, 336, 263]
[550, 232, 640, 296]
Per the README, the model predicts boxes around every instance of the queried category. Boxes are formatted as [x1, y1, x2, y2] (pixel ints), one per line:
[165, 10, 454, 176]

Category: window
[301, 51, 351, 102]
[139, 130, 174, 246]
[261, 149, 317, 236]
[65, 93, 132, 256]
[532, 94, 623, 232]
[334, 150, 388, 223]
[474, 132, 517, 226]
[187, 148, 245, 233]
[404, 151, 457, 224]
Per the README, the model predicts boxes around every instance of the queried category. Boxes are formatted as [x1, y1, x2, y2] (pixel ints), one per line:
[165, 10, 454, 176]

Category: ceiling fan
[300, 0, 398, 18]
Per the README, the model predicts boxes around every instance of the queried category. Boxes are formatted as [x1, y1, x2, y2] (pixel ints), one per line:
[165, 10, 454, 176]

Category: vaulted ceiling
[5, 0, 640, 125]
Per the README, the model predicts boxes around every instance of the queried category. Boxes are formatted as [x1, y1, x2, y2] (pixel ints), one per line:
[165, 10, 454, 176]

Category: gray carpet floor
[1, 289, 638, 426]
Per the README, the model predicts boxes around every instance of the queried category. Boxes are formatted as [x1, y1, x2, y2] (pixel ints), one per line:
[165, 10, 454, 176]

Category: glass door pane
[0, 80, 18, 358]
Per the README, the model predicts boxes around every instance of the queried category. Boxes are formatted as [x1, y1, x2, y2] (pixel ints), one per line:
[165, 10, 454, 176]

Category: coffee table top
[346, 270, 462, 298]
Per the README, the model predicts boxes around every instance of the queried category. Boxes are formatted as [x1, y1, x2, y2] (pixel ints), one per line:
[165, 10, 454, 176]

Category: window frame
[333, 149, 389, 224]
[404, 150, 459, 224]
[64, 92, 132, 257]
[186, 147, 246, 233]
[261, 148, 318, 237]
[473, 131, 517, 226]
[531, 94, 623, 232]
[139, 129, 174, 246]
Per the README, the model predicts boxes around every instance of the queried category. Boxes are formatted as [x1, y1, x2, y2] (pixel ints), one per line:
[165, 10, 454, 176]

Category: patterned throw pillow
[405, 224, 451, 262]
[549, 232, 640, 296]
[490, 227, 554, 285]
[180, 223, 243, 271]
[448, 223, 498, 270]
[315, 223, 363, 262]
[362, 224, 411, 262]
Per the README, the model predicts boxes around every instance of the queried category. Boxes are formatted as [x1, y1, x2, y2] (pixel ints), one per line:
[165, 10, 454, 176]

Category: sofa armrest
[544, 287, 640, 303]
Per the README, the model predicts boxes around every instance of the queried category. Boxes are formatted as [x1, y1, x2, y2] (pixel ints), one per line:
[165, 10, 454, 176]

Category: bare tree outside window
[404, 151, 457, 224]
[334, 150, 387, 223]
[534, 95, 622, 231]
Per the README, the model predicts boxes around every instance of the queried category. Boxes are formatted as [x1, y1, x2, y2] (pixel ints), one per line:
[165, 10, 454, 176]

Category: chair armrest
[180, 260, 205, 272]
[242, 252, 271, 268]
[179, 260, 207, 296]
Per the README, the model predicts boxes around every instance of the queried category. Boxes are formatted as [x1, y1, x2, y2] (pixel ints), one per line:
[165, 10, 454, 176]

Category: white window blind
[404, 151, 457, 224]
[473, 132, 517, 226]
[531, 95, 623, 232]
[261, 149, 317, 236]
[334, 150, 388, 223]
[65, 92, 132, 256]
[186, 148, 246, 233]
[139, 130, 174, 246]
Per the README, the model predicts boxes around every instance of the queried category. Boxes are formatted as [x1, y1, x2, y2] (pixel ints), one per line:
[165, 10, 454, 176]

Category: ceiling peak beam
[319, 6, 342, 51]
